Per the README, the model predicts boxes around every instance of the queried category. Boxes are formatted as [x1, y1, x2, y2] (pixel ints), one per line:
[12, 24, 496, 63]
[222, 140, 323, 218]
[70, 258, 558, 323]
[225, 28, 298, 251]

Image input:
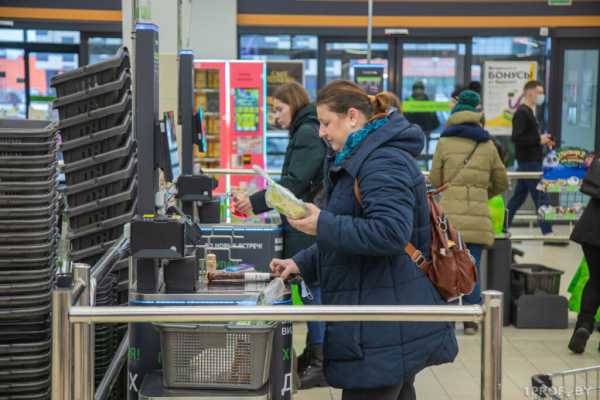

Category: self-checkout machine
[126, 22, 293, 400]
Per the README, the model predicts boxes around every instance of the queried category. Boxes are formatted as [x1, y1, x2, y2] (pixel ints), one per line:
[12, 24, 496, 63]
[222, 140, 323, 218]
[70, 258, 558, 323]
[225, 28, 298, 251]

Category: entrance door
[554, 39, 600, 152]
[397, 40, 469, 166]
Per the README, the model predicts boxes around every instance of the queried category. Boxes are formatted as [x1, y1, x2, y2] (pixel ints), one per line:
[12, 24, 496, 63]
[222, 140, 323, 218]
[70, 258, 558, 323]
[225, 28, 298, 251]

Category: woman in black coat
[569, 164, 600, 353]
[233, 81, 328, 388]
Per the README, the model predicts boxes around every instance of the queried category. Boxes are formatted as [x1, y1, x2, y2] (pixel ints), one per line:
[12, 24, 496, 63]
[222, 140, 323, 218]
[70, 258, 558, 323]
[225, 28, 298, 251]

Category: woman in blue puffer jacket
[271, 81, 458, 400]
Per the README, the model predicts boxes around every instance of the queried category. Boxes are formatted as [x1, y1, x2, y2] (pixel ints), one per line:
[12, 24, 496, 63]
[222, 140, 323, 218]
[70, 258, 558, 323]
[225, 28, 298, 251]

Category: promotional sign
[353, 64, 385, 95]
[266, 61, 304, 132]
[483, 61, 538, 136]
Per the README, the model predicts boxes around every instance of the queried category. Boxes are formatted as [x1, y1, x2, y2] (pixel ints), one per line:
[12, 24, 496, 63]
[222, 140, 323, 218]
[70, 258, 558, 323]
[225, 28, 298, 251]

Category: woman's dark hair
[273, 81, 310, 120]
[523, 80, 543, 92]
[316, 80, 388, 122]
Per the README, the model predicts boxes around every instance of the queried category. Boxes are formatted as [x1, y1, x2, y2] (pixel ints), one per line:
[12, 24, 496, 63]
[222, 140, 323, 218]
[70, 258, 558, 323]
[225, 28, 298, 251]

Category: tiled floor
[293, 227, 600, 400]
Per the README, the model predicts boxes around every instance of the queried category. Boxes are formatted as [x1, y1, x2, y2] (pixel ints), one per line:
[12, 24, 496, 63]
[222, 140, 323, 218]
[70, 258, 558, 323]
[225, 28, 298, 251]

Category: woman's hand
[232, 194, 253, 215]
[287, 203, 321, 236]
[270, 258, 300, 280]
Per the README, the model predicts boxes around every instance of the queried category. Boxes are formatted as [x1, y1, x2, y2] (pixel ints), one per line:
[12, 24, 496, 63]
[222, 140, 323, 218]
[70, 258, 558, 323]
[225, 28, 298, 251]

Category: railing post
[52, 275, 73, 400]
[73, 263, 94, 400]
[481, 290, 503, 400]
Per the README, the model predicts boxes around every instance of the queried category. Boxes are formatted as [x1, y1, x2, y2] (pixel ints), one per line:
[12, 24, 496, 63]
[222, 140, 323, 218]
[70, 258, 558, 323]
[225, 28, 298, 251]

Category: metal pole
[95, 333, 129, 400]
[69, 304, 484, 324]
[367, 0, 373, 62]
[90, 235, 128, 284]
[481, 290, 503, 400]
[73, 264, 94, 400]
[52, 284, 73, 400]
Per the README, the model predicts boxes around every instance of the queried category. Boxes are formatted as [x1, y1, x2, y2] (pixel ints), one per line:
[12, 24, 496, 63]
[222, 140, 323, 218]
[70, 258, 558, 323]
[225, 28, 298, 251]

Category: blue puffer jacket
[293, 112, 458, 389]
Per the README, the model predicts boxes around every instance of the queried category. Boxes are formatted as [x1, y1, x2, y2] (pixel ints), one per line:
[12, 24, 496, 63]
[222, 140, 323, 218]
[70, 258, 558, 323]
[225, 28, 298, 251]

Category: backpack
[353, 180, 478, 301]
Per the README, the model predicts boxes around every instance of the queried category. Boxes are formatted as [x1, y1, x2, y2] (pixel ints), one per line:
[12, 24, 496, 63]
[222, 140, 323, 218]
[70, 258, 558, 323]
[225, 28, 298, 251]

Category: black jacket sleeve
[512, 108, 540, 146]
[249, 189, 269, 214]
[279, 123, 326, 198]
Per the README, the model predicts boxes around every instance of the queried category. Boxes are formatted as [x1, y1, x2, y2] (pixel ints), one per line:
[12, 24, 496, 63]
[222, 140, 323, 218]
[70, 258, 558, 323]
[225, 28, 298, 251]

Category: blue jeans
[507, 161, 553, 235]
[307, 286, 325, 345]
[462, 243, 483, 305]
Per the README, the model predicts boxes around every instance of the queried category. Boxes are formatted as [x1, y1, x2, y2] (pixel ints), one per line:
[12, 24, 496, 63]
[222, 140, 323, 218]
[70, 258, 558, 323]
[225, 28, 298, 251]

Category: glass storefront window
[26, 30, 80, 44]
[471, 37, 545, 82]
[0, 48, 26, 118]
[88, 37, 123, 64]
[0, 29, 24, 42]
[560, 49, 599, 151]
[240, 34, 318, 99]
[325, 42, 389, 87]
[29, 52, 79, 119]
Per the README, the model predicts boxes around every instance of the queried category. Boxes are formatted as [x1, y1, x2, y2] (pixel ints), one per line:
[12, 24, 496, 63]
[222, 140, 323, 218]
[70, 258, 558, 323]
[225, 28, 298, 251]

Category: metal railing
[202, 167, 543, 181]
[53, 283, 504, 400]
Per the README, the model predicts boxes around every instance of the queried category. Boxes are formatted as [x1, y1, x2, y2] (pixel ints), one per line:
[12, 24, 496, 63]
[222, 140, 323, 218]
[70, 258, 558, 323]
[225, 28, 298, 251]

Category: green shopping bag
[568, 257, 600, 321]
[488, 195, 506, 235]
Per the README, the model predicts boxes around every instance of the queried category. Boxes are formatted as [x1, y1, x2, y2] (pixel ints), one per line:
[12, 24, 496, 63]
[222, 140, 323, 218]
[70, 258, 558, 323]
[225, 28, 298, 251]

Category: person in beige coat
[430, 90, 508, 334]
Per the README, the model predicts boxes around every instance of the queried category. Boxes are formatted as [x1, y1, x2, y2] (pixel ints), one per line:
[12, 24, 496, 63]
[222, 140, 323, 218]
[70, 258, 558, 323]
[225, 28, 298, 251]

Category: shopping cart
[532, 365, 600, 399]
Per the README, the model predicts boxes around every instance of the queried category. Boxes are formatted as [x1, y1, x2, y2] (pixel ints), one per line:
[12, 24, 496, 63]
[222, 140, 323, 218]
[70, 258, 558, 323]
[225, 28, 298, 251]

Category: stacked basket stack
[0, 119, 59, 399]
[51, 46, 135, 398]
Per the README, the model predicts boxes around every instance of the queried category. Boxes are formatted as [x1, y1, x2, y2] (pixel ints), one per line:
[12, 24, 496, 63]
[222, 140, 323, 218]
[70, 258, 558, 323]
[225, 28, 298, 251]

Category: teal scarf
[334, 117, 389, 166]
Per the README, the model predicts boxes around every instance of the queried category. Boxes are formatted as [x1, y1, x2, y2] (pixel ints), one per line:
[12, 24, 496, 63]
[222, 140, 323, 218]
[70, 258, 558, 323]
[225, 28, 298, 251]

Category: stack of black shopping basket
[0, 119, 59, 400]
[51, 46, 135, 399]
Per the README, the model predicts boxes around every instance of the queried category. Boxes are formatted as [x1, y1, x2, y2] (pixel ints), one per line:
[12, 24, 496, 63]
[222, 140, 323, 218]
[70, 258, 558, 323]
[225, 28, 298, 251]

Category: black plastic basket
[0, 377, 50, 394]
[0, 120, 52, 132]
[71, 240, 117, 262]
[0, 216, 56, 232]
[0, 281, 51, 295]
[70, 227, 124, 251]
[0, 351, 50, 369]
[66, 177, 136, 218]
[64, 157, 136, 207]
[0, 152, 57, 168]
[0, 388, 50, 400]
[0, 254, 55, 269]
[0, 304, 50, 321]
[0, 192, 57, 207]
[63, 138, 134, 186]
[0, 138, 57, 155]
[0, 204, 57, 219]
[0, 267, 55, 282]
[0, 239, 56, 257]
[511, 264, 565, 298]
[0, 164, 57, 181]
[0, 339, 50, 356]
[61, 113, 132, 164]
[0, 291, 52, 308]
[57, 92, 131, 141]
[0, 178, 57, 194]
[0, 328, 50, 345]
[53, 69, 131, 120]
[51, 47, 129, 97]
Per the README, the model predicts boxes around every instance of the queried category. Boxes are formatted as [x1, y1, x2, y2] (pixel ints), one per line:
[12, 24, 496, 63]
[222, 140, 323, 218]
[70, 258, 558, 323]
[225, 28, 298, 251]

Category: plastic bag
[568, 257, 600, 321]
[488, 195, 506, 235]
[257, 277, 286, 305]
[253, 165, 308, 219]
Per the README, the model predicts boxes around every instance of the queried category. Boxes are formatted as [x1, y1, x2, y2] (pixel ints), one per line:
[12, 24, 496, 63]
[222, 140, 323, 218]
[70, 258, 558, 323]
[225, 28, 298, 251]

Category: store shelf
[205, 135, 219, 140]
[204, 112, 220, 117]
[267, 131, 289, 138]
[197, 158, 220, 163]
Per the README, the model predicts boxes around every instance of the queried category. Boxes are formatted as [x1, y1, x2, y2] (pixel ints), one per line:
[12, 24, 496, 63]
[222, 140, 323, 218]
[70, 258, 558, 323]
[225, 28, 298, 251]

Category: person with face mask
[233, 81, 328, 389]
[270, 80, 458, 400]
[506, 80, 555, 237]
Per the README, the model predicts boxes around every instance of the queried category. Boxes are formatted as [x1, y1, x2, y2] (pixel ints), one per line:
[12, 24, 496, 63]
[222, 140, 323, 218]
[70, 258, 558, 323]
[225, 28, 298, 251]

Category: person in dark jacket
[506, 80, 555, 236]
[233, 81, 328, 388]
[271, 81, 458, 400]
[568, 162, 600, 353]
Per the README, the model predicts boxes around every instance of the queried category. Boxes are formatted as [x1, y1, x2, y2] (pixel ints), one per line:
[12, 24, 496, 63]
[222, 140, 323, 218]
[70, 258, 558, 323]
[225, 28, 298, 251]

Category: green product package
[568, 257, 600, 321]
[488, 195, 506, 235]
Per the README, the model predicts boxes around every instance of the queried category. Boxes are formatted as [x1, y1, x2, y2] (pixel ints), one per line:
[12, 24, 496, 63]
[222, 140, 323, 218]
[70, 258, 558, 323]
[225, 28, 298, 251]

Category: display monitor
[159, 111, 180, 182]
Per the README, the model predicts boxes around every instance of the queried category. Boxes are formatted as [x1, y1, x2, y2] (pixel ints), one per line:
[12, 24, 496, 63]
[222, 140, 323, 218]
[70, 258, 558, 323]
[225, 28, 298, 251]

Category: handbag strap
[353, 179, 428, 270]
[447, 142, 480, 185]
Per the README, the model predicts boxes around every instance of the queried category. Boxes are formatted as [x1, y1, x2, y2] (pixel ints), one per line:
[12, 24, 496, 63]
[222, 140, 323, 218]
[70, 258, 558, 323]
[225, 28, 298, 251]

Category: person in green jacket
[233, 81, 328, 388]
[430, 90, 509, 334]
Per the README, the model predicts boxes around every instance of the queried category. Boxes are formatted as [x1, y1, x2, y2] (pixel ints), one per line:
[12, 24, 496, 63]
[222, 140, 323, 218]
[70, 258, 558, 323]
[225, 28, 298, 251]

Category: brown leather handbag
[354, 181, 477, 301]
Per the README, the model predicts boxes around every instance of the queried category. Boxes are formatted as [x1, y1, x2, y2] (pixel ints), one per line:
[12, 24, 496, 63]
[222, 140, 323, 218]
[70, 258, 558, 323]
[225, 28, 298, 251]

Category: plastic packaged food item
[206, 253, 217, 274]
[253, 165, 308, 219]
